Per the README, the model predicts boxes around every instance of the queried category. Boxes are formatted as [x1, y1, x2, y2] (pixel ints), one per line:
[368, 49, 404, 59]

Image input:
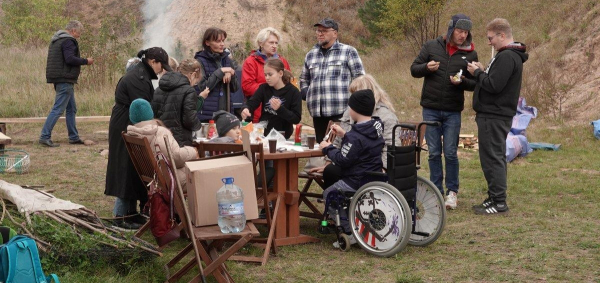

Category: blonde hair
[255, 27, 282, 48]
[168, 57, 179, 72]
[349, 74, 396, 112]
[178, 59, 201, 75]
[486, 18, 512, 38]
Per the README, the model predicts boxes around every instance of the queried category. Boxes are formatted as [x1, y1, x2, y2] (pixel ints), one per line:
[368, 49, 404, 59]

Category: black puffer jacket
[411, 36, 478, 112]
[152, 72, 202, 147]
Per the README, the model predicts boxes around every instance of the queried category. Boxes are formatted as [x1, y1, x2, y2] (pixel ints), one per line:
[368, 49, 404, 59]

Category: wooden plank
[0, 116, 110, 123]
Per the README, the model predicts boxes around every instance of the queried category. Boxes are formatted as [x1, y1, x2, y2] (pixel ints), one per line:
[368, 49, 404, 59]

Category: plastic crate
[0, 149, 30, 174]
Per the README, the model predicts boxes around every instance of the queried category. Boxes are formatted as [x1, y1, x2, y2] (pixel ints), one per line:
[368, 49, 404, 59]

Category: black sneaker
[474, 201, 509, 215]
[127, 214, 149, 225]
[112, 218, 142, 231]
[69, 139, 85, 145]
[472, 197, 493, 209]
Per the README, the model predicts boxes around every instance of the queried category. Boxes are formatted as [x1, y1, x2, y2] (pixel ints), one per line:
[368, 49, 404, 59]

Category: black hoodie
[322, 118, 385, 189]
[151, 72, 202, 147]
[472, 43, 529, 119]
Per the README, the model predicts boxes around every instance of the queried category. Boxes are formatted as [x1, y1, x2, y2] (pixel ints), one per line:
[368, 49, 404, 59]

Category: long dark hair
[264, 58, 293, 84]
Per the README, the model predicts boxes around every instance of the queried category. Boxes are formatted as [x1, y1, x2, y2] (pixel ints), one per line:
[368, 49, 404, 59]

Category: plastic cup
[307, 135, 316, 149]
[268, 139, 277, 153]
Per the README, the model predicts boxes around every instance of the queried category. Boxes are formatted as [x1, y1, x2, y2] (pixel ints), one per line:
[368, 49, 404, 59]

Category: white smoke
[142, 0, 174, 55]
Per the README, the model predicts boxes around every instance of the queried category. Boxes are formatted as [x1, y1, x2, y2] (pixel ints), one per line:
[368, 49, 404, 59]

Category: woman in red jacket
[242, 27, 291, 123]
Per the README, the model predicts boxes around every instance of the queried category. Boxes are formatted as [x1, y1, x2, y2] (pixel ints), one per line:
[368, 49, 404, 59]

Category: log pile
[459, 134, 479, 150]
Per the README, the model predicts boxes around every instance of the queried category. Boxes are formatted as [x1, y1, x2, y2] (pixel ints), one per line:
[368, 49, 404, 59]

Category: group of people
[40, 14, 527, 233]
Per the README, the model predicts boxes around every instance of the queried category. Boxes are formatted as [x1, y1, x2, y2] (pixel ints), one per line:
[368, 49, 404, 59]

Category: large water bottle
[216, 177, 246, 233]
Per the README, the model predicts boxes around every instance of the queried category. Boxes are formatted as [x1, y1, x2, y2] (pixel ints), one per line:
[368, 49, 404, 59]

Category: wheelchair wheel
[408, 175, 446, 246]
[338, 233, 352, 252]
[349, 182, 411, 257]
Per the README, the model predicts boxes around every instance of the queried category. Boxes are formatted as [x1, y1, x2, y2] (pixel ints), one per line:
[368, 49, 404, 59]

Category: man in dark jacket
[468, 18, 528, 215]
[319, 89, 384, 247]
[39, 20, 93, 147]
[410, 14, 478, 210]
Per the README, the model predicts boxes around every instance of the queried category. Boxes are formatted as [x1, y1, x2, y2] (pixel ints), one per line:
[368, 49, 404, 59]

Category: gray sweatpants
[476, 116, 512, 204]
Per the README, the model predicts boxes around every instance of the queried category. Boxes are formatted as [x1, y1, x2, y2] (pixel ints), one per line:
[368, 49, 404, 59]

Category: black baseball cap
[314, 18, 338, 31]
[145, 47, 172, 72]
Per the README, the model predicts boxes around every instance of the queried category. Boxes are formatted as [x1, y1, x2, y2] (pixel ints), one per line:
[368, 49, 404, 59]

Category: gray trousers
[476, 116, 512, 203]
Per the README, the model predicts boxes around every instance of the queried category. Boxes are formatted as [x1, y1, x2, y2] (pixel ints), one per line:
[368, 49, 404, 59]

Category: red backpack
[147, 145, 180, 246]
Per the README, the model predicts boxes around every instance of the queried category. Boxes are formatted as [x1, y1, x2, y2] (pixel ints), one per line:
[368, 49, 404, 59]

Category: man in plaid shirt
[300, 18, 365, 142]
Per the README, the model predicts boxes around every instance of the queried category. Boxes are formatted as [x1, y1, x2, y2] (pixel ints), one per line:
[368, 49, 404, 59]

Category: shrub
[0, 0, 68, 47]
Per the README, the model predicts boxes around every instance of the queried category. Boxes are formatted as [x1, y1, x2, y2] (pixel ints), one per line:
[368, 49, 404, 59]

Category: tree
[373, 0, 445, 54]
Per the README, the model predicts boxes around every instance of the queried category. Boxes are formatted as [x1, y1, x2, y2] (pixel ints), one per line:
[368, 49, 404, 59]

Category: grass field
[1, 118, 599, 282]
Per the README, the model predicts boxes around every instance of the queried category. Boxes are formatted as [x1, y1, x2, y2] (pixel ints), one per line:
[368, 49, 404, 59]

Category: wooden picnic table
[263, 147, 324, 246]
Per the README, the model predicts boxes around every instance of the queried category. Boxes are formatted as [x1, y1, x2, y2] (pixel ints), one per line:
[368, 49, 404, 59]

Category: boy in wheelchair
[319, 89, 385, 248]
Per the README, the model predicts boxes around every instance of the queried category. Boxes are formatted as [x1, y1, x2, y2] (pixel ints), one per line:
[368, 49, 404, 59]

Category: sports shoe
[332, 233, 357, 248]
[112, 218, 142, 231]
[445, 191, 458, 210]
[39, 139, 59, 147]
[474, 201, 509, 215]
[69, 139, 85, 145]
[472, 197, 493, 209]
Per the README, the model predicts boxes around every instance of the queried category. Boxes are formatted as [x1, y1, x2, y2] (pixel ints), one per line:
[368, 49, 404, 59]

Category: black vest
[46, 37, 81, 84]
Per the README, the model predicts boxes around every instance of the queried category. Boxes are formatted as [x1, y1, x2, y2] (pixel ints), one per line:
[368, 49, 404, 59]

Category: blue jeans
[40, 83, 79, 141]
[422, 108, 461, 195]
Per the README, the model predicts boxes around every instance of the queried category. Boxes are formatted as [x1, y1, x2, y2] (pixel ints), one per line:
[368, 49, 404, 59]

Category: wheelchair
[319, 122, 447, 257]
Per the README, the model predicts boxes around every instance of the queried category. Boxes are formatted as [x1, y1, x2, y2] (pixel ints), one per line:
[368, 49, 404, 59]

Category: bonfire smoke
[142, 0, 174, 55]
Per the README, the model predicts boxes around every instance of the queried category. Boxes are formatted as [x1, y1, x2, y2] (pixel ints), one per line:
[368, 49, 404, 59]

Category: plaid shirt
[300, 41, 365, 117]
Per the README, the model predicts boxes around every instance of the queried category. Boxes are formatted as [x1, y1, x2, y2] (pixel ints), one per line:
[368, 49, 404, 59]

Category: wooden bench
[0, 123, 11, 151]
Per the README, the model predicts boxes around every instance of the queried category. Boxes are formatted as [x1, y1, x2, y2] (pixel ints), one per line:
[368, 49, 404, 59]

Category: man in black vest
[39, 20, 93, 147]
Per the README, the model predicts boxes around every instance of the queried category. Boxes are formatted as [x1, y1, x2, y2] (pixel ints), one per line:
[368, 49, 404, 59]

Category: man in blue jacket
[320, 89, 384, 247]
[40, 20, 93, 147]
[468, 18, 528, 215]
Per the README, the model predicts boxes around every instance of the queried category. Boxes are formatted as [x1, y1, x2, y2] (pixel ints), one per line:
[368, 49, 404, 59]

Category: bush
[0, 0, 68, 47]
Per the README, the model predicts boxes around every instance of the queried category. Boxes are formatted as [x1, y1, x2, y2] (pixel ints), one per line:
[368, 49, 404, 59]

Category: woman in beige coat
[126, 99, 198, 189]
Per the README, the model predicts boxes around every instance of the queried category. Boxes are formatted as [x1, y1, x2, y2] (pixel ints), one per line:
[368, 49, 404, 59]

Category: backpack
[147, 145, 180, 247]
[0, 226, 17, 244]
[0, 235, 59, 283]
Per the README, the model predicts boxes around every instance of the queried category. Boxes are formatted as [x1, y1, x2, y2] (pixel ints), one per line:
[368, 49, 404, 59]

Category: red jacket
[241, 50, 291, 123]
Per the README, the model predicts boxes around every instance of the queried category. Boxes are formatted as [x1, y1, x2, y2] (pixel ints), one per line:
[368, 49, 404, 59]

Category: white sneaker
[332, 233, 357, 248]
[445, 191, 458, 210]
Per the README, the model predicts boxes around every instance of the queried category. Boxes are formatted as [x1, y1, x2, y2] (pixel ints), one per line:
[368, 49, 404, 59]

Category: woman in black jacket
[152, 59, 208, 146]
[105, 47, 171, 229]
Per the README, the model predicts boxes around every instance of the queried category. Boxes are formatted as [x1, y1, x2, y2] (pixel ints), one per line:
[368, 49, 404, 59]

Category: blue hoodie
[322, 117, 385, 189]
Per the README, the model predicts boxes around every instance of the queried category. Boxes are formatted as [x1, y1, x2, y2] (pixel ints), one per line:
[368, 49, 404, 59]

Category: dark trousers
[323, 163, 343, 189]
[313, 114, 343, 143]
[476, 116, 512, 203]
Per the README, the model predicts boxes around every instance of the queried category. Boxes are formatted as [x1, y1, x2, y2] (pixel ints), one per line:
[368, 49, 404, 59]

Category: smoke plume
[142, 0, 174, 55]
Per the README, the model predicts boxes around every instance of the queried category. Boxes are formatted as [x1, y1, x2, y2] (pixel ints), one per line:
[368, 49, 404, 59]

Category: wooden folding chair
[163, 138, 259, 283]
[197, 140, 281, 265]
[121, 131, 185, 249]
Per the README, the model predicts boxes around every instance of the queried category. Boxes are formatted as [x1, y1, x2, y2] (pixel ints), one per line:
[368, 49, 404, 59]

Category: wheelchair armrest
[365, 171, 387, 177]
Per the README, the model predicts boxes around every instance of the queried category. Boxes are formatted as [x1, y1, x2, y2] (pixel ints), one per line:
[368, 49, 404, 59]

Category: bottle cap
[209, 120, 215, 124]
[242, 121, 249, 126]
[221, 177, 234, 184]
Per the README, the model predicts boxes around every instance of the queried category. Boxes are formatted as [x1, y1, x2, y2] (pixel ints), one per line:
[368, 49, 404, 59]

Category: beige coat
[127, 120, 198, 188]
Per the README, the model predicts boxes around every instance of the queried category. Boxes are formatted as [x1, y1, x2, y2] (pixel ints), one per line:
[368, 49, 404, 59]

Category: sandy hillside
[163, 0, 300, 56]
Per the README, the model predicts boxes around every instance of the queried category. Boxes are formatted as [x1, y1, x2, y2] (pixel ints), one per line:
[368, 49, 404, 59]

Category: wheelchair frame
[320, 121, 447, 256]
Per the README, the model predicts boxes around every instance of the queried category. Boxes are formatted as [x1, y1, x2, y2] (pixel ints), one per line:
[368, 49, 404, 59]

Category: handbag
[147, 145, 180, 247]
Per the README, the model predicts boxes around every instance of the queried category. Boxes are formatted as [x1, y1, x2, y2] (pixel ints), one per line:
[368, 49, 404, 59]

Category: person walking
[467, 18, 528, 215]
[300, 18, 365, 142]
[39, 20, 94, 147]
[410, 14, 478, 209]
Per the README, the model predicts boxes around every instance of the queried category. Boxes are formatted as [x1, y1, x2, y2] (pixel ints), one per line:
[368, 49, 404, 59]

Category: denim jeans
[40, 83, 79, 141]
[323, 179, 356, 234]
[422, 108, 461, 195]
[113, 198, 138, 217]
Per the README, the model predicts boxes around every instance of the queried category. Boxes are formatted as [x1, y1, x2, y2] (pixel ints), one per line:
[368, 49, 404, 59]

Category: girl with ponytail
[241, 58, 301, 139]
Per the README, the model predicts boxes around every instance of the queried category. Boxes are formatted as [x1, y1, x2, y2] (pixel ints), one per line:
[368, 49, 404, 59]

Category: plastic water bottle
[216, 177, 246, 233]
[207, 120, 216, 139]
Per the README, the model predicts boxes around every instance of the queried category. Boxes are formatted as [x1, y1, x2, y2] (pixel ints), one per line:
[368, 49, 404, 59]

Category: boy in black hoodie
[320, 89, 385, 247]
[467, 18, 528, 215]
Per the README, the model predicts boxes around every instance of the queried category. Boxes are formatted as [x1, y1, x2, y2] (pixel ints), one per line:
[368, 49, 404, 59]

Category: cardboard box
[185, 155, 259, 227]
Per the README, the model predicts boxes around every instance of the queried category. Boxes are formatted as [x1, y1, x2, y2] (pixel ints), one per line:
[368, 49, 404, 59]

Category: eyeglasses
[315, 29, 334, 34]
[487, 33, 501, 42]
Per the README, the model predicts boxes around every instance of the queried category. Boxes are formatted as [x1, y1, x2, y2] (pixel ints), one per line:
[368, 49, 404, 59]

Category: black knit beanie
[348, 89, 375, 117]
[213, 110, 240, 137]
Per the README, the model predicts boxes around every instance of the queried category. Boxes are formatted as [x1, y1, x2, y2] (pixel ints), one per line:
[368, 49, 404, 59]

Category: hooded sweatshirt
[322, 118, 385, 189]
[472, 43, 529, 119]
[46, 30, 88, 84]
[151, 71, 202, 147]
